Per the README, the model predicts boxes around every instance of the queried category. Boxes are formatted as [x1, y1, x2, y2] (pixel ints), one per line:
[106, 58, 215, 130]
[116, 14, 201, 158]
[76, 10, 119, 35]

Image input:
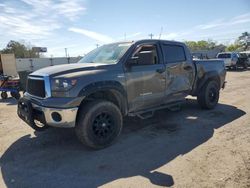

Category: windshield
[78, 42, 132, 64]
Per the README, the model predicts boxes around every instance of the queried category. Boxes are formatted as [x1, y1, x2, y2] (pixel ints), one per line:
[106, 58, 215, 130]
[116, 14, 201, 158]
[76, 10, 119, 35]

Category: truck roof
[110, 39, 185, 47]
[134, 39, 185, 45]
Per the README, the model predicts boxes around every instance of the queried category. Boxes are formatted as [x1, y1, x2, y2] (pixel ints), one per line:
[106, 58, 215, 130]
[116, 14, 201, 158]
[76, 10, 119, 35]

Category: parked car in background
[237, 53, 248, 69]
[240, 51, 250, 67]
[217, 52, 238, 69]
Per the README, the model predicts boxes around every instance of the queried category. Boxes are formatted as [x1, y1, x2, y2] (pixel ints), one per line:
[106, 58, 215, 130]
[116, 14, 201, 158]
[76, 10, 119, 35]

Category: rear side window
[217, 53, 231, 58]
[162, 44, 186, 63]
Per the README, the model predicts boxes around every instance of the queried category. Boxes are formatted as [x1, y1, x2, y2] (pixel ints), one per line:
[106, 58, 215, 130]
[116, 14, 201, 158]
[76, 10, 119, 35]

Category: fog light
[51, 112, 62, 122]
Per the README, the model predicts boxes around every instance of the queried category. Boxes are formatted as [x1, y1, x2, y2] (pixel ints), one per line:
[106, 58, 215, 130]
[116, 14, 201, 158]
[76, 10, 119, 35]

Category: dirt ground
[0, 70, 250, 188]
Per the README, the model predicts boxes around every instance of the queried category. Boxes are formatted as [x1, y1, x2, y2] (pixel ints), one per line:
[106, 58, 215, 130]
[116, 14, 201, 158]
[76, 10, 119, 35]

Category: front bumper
[32, 104, 78, 128]
[18, 97, 78, 128]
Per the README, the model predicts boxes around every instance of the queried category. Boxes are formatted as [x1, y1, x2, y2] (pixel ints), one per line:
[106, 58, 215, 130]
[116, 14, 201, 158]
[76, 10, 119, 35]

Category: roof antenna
[159, 27, 163, 39]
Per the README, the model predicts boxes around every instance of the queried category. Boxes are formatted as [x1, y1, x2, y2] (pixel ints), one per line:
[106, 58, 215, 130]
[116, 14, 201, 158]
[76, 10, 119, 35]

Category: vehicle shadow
[226, 68, 249, 72]
[0, 98, 18, 106]
[0, 99, 246, 188]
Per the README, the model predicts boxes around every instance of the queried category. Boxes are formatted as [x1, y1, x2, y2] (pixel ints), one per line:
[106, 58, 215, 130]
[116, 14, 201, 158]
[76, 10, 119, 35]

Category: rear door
[161, 42, 195, 102]
[125, 42, 166, 112]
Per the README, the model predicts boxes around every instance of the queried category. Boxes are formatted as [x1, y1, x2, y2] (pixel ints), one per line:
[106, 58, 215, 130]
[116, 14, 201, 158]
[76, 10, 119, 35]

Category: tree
[185, 41, 197, 51]
[237, 32, 250, 51]
[185, 40, 222, 51]
[225, 32, 250, 52]
[225, 44, 243, 52]
[1, 40, 39, 58]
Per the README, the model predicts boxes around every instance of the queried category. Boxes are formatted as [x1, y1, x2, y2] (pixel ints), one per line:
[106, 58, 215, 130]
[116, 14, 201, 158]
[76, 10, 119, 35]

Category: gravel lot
[0, 70, 250, 188]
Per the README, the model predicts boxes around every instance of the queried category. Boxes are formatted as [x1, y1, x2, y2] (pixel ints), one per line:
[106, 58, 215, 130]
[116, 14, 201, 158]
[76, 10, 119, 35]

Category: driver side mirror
[127, 51, 154, 66]
[127, 56, 139, 66]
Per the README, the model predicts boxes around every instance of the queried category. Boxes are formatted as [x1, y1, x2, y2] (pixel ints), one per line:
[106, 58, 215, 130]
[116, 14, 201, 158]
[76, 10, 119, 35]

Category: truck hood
[30, 63, 107, 76]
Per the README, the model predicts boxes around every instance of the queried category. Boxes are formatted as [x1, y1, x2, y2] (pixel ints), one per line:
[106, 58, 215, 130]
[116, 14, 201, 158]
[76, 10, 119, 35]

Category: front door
[125, 42, 166, 112]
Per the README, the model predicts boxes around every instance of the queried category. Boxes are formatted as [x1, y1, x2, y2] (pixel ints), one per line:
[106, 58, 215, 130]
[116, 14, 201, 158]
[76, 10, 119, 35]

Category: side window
[162, 44, 186, 63]
[132, 44, 159, 65]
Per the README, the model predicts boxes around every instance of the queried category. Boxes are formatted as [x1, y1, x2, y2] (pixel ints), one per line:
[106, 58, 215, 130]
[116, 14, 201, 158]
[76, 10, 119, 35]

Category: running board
[136, 111, 155, 119]
[128, 101, 183, 120]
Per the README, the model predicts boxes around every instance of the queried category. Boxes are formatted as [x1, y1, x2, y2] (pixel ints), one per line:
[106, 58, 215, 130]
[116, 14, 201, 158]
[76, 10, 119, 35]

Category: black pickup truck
[18, 40, 226, 149]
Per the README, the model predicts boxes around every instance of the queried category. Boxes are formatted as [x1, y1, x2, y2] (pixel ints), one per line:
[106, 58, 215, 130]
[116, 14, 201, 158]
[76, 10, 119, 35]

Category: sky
[0, 0, 250, 57]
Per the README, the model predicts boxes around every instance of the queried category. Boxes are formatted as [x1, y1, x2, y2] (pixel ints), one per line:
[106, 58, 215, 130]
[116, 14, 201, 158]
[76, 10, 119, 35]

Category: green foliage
[225, 44, 243, 52]
[225, 32, 250, 52]
[185, 40, 218, 51]
[1, 40, 39, 58]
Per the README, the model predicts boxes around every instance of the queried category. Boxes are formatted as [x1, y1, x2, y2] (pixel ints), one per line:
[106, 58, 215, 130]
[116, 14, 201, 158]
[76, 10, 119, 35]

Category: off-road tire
[75, 100, 123, 149]
[197, 80, 220, 109]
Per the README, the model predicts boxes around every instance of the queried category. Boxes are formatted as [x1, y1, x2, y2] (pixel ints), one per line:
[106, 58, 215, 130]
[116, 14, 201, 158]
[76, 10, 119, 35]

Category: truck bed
[192, 59, 226, 95]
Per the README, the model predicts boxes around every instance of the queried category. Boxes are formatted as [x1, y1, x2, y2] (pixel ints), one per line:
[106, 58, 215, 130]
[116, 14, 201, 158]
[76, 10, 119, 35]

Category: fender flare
[193, 71, 221, 95]
[78, 81, 128, 115]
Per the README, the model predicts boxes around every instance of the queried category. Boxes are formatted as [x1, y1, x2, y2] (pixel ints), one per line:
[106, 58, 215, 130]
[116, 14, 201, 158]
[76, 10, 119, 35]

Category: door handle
[156, 68, 166, 74]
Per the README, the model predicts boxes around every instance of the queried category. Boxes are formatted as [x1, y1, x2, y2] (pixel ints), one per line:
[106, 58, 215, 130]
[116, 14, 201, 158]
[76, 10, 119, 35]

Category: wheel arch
[193, 71, 221, 96]
[77, 81, 128, 116]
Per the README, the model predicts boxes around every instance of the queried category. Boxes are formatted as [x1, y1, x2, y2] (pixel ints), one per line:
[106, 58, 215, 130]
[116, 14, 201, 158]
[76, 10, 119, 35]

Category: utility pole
[64, 48, 68, 57]
[159, 27, 163, 39]
[149, 33, 154, 39]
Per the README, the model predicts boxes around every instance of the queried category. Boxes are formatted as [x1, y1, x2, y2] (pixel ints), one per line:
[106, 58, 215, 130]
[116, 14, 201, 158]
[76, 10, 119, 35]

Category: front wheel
[75, 100, 123, 149]
[197, 80, 220, 109]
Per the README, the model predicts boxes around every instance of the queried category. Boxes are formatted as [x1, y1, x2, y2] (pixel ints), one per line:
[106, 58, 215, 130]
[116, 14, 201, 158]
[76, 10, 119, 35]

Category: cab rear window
[162, 44, 186, 63]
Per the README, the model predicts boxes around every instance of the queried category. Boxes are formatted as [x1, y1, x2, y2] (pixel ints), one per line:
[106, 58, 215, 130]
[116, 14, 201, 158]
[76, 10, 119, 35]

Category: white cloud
[0, 14, 60, 38]
[196, 13, 250, 30]
[230, 13, 250, 25]
[53, 0, 86, 21]
[117, 32, 142, 40]
[21, 0, 86, 21]
[0, 0, 86, 40]
[69, 27, 114, 43]
[125, 32, 142, 39]
[160, 32, 179, 39]
[196, 19, 224, 30]
[157, 13, 250, 43]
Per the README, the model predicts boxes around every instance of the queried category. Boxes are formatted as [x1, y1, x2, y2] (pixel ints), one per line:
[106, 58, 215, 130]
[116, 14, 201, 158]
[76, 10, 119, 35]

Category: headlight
[51, 78, 77, 92]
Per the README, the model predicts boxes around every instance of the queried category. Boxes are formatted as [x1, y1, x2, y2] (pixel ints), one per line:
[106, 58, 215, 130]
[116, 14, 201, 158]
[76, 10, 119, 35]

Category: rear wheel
[1, 92, 8, 99]
[197, 80, 220, 109]
[75, 100, 123, 149]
